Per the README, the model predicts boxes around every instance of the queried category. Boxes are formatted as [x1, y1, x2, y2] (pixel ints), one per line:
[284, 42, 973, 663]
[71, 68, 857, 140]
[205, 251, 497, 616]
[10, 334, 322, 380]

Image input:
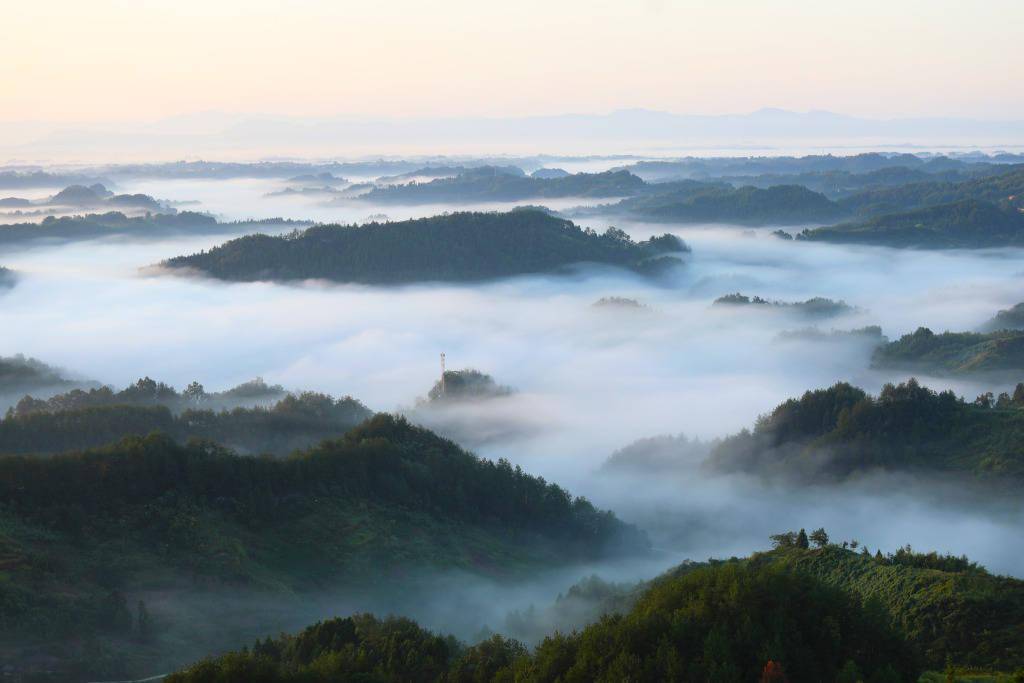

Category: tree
[850, 539, 859, 549]
[183, 381, 206, 403]
[796, 529, 809, 549]
[1013, 383, 1024, 404]
[809, 528, 829, 548]
[770, 531, 798, 548]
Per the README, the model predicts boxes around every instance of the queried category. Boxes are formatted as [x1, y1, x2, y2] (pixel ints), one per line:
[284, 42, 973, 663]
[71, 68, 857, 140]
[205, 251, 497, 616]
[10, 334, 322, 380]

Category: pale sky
[1, 0, 1022, 124]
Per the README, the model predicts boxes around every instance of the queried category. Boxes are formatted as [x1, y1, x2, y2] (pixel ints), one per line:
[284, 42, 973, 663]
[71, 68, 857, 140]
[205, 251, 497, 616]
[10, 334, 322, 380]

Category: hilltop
[161, 210, 688, 285]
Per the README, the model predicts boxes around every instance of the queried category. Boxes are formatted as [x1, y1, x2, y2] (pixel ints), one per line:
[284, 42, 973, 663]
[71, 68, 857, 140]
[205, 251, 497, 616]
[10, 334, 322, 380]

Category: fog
[3, 174, 1024, 671]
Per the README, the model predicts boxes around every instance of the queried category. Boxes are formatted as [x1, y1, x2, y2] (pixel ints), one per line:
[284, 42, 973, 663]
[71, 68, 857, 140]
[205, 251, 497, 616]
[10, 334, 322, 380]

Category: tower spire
[440, 352, 446, 396]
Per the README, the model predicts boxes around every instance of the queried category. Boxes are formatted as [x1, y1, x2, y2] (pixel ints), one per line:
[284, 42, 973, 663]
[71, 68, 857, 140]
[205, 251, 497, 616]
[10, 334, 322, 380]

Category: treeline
[425, 369, 513, 403]
[617, 183, 845, 225]
[360, 168, 648, 203]
[871, 327, 1024, 375]
[8, 375, 287, 416]
[713, 292, 856, 318]
[161, 210, 687, 284]
[0, 390, 372, 456]
[760, 539, 1024, 671]
[167, 559, 921, 682]
[705, 378, 1024, 481]
[0, 211, 309, 246]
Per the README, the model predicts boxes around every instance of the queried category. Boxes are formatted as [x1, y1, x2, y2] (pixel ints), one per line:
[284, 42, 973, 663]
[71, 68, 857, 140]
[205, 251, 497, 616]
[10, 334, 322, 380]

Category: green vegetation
[797, 199, 1024, 248]
[424, 369, 513, 404]
[0, 212, 307, 246]
[617, 183, 843, 225]
[167, 554, 922, 682]
[161, 210, 687, 284]
[705, 378, 1024, 480]
[1, 389, 371, 456]
[872, 327, 1024, 375]
[760, 543, 1024, 672]
[713, 292, 857, 318]
[982, 303, 1024, 332]
[359, 168, 647, 203]
[0, 354, 83, 396]
[0, 415, 645, 678]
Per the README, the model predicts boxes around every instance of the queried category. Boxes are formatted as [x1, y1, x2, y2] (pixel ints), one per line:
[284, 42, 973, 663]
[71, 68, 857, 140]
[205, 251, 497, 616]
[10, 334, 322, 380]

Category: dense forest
[713, 292, 856, 318]
[161, 209, 688, 284]
[0, 415, 645, 679]
[797, 199, 1024, 248]
[0, 211, 307, 246]
[705, 378, 1024, 481]
[0, 389, 371, 456]
[177, 541, 1018, 682]
[359, 168, 648, 203]
[424, 369, 513, 403]
[617, 152, 1011, 182]
[872, 327, 1024, 375]
[0, 354, 86, 398]
[612, 183, 844, 225]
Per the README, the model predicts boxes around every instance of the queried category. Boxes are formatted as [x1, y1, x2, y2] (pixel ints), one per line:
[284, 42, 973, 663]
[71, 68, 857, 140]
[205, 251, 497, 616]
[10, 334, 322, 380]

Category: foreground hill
[161, 210, 687, 284]
[167, 549, 921, 683]
[705, 379, 1024, 482]
[0, 415, 646, 679]
[872, 327, 1024, 375]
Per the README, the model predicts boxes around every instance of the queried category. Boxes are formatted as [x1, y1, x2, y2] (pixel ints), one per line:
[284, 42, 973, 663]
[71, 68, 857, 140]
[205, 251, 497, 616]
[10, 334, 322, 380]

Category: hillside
[167, 553, 920, 683]
[981, 302, 1024, 332]
[358, 168, 647, 203]
[797, 199, 1024, 248]
[713, 292, 857, 318]
[0, 266, 14, 289]
[0, 415, 647, 679]
[872, 327, 1024, 375]
[758, 543, 1024, 671]
[161, 210, 687, 284]
[0, 390, 371, 456]
[704, 378, 1024, 481]
[0, 212, 307, 246]
[616, 183, 844, 225]
[0, 354, 85, 398]
[835, 164, 1024, 216]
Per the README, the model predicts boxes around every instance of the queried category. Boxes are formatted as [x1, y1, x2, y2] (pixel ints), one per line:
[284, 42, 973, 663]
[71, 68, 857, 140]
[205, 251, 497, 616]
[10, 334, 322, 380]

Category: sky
[2, 0, 1022, 125]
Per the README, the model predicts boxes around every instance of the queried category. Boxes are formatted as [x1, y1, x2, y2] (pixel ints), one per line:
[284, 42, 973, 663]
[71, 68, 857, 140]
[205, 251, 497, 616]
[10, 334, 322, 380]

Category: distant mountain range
[5, 108, 1024, 160]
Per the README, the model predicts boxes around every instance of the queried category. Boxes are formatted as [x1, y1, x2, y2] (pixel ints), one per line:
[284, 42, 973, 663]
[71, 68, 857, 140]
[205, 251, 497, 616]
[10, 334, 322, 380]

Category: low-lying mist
[3, 183, 1024, 625]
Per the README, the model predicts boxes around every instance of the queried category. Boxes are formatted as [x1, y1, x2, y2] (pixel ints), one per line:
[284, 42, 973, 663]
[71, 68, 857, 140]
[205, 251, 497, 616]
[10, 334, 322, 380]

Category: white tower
[440, 352, 446, 395]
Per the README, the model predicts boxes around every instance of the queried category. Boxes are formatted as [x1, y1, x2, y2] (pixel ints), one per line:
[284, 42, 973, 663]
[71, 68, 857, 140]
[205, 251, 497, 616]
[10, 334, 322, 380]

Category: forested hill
[161, 210, 687, 284]
[0, 211, 308, 246]
[0, 415, 647, 679]
[871, 327, 1024, 375]
[704, 378, 1024, 482]
[0, 390, 372, 456]
[167, 547, 929, 682]
[612, 183, 844, 225]
[797, 199, 1024, 248]
[359, 168, 648, 203]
